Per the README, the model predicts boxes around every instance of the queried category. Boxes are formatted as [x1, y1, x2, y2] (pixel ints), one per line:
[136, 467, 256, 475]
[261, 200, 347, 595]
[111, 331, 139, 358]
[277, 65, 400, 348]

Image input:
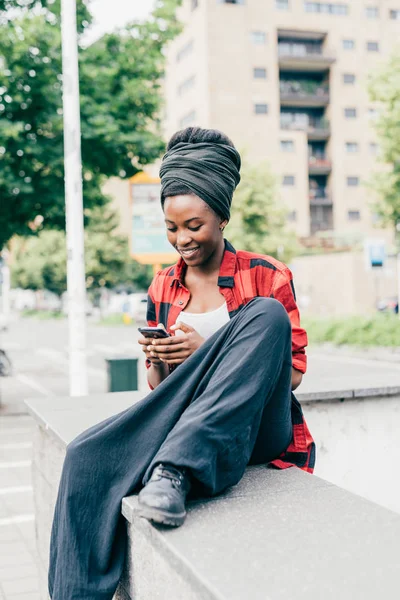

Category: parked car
[127, 293, 148, 323]
[377, 297, 399, 314]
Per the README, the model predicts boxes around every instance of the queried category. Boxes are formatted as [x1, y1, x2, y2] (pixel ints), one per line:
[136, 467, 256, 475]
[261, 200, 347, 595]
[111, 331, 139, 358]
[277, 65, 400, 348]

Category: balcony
[280, 115, 330, 139]
[310, 203, 333, 234]
[308, 155, 332, 175]
[280, 80, 330, 107]
[307, 118, 330, 140]
[278, 42, 335, 72]
[309, 190, 333, 205]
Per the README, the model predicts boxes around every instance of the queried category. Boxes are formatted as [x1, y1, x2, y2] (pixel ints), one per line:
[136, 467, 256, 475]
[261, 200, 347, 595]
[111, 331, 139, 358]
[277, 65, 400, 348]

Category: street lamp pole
[61, 0, 88, 396]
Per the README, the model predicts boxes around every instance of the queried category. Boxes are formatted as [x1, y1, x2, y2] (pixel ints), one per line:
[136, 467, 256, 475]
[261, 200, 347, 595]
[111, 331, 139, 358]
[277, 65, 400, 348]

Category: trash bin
[106, 356, 138, 392]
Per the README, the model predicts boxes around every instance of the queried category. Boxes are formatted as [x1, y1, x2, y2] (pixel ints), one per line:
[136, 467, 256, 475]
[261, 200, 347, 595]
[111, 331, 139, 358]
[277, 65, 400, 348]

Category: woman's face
[163, 194, 227, 266]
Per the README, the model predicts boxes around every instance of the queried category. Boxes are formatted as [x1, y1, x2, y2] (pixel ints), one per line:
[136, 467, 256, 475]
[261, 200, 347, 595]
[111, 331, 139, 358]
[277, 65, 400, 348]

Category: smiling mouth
[178, 247, 200, 257]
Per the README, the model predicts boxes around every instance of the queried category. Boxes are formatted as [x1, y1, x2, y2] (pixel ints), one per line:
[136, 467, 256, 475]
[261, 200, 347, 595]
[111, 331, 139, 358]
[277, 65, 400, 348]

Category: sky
[84, 0, 156, 45]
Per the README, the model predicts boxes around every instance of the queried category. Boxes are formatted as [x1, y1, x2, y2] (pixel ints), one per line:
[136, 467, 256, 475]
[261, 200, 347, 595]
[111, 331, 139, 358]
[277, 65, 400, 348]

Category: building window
[283, 175, 295, 186]
[281, 140, 295, 152]
[287, 210, 297, 222]
[344, 107, 357, 118]
[179, 110, 196, 129]
[365, 6, 379, 18]
[347, 176, 359, 186]
[253, 67, 267, 79]
[304, 2, 348, 15]
[343, 73, 355, 84]
[345, 142, 359, 153]
[367, 41, 379, 52]
[177, 75, 195, 96]
[369, 142, 379, 155]
[220, 0, 245, 4]
[251, 31, 267, 44]
[390, 9, 400, 19]
[276, 0, 289, 9]
[342, 39, 355, 49]
[254, 103, 268, 114]
[176, 40, 194, 62]
[348, 210, 361, 221]
[191, 0, 199, 9]
[368, 107, 379, 120]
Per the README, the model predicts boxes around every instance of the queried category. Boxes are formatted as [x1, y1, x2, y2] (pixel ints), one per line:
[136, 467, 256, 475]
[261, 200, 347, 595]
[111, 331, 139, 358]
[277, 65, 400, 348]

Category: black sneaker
[137, 464, 191, 527]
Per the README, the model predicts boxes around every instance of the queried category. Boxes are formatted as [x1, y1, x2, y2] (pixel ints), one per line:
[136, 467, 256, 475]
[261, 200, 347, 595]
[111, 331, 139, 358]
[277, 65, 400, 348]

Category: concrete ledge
[25, 390, 400, 600]
[120, 467, 400, 600]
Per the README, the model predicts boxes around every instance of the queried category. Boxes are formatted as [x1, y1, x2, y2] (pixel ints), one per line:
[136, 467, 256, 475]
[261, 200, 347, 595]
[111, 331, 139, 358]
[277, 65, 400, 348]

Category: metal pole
[61, 0, 88, 396]
[397, 251, 400, 320]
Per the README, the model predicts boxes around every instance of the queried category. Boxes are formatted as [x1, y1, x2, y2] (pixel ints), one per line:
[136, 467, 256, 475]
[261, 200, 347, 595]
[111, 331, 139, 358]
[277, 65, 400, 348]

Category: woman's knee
[246, 297, 291, 330]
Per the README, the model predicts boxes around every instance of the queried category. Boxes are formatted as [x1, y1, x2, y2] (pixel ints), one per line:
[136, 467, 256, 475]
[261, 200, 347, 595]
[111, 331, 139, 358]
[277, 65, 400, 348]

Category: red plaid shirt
[146, 239, 315, 474]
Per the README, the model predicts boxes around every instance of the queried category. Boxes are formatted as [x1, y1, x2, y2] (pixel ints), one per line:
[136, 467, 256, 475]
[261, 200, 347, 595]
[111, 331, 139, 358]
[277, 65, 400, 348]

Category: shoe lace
[154, 464, 185, 488]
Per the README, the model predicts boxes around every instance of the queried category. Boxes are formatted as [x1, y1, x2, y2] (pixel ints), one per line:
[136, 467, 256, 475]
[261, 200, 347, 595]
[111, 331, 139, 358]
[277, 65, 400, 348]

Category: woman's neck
[187, 238, 225, 279]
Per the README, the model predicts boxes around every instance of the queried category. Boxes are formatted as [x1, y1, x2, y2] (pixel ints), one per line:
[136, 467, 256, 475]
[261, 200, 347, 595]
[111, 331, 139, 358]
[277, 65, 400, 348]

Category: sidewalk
[0, 415, 40, 600]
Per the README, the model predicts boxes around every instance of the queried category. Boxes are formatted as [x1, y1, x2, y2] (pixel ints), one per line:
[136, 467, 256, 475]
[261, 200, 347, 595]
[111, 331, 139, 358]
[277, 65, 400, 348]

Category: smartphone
[138, 327, 170, 339]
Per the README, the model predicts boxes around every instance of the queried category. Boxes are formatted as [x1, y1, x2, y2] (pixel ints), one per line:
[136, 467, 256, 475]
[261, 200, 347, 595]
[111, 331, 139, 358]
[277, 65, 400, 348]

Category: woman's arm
[291, 367, 303, 391]
[147, 361, 170, 389]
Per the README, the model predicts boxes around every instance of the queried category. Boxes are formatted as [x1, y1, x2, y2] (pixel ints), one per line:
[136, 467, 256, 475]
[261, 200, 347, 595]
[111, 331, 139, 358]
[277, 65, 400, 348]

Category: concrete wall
[28, 389, 400, 599]
[291, 251, 397, 316]
[304, 393, 400, 514]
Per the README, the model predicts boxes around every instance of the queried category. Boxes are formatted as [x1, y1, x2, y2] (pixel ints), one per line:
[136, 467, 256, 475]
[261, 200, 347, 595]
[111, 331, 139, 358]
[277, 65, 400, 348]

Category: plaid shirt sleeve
[144, 276, 158, 388]
[271, 267, 308, 374]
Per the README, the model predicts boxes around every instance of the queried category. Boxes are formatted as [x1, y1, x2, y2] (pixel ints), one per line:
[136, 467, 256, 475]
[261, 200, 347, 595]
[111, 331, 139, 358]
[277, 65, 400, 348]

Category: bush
[303, 313, 400, 347]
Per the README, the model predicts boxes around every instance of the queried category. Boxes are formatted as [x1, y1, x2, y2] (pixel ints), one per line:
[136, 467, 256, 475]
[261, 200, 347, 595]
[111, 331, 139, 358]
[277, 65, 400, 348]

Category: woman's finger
[151, 335, 184, 347]
[153, 349, 189, 360]
[150, 343, 187, 355]
[163, 357, 187, 365]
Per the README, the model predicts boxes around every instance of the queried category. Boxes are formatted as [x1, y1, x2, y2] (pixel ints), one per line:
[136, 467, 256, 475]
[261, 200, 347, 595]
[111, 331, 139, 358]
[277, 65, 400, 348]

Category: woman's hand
[149, 322, 205, 365]
[137, 323, 165, 366]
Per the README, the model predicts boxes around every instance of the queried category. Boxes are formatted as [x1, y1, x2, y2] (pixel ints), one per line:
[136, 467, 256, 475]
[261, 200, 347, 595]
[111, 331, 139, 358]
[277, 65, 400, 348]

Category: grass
[97, 314, 136, 326]
[303, 313, 400, 347]
[21, 309, 65, 320]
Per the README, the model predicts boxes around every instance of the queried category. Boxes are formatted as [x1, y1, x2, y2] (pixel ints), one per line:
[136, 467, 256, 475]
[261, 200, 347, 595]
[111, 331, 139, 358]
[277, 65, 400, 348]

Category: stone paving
[0, 415, 41, 600]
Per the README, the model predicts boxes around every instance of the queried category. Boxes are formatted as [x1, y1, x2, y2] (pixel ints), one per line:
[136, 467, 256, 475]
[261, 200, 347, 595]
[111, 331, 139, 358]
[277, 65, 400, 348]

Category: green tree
[0, 0, 181, 249]
[11, 206, 153, 296]
[226, 160, 299, 263]
[368, 53, 400, 244]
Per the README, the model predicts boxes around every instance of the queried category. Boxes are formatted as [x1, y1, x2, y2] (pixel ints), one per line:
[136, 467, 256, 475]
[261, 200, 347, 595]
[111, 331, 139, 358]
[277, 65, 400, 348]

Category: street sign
[364, 239, 386, 270]
[130, 172, 178, 267]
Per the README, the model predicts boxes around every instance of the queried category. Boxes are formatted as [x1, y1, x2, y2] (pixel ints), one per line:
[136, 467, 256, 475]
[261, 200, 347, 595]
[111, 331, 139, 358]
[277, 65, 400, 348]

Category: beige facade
[291, 251, 397, 316]
[163, 0, 400, 241]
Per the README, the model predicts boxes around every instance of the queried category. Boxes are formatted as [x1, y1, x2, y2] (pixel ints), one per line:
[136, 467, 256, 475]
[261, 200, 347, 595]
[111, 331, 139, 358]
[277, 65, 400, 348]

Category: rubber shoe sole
[137, 504, 186, 527]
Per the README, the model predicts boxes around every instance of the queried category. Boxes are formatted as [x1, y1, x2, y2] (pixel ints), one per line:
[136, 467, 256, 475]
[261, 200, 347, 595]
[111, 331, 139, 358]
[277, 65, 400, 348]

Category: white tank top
[174, 302, 230, 340]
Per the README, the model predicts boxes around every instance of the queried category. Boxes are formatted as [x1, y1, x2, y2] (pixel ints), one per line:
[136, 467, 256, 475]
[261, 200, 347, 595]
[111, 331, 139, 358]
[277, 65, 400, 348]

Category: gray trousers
[49, 297, 293, 599]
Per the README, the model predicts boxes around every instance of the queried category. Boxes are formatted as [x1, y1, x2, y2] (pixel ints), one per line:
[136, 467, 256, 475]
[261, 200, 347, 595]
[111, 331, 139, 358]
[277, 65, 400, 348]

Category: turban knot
[159, 141, 241, 221]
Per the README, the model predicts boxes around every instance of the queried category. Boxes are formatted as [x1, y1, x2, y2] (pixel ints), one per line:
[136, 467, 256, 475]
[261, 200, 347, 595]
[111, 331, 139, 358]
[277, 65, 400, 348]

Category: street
[0, 317, 148, 415]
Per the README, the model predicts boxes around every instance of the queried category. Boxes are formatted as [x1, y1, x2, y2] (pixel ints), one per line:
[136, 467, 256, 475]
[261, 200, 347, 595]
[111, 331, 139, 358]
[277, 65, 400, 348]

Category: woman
[48, 127, 315, 600]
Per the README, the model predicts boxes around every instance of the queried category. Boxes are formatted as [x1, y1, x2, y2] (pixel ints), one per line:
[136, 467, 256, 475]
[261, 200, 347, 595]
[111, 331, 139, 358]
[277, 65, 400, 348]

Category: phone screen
[138, 327, 170, 338]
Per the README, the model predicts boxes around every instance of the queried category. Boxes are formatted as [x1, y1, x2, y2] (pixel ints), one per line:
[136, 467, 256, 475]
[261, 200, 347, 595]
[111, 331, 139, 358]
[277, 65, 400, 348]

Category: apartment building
[163, 0, 400, 240]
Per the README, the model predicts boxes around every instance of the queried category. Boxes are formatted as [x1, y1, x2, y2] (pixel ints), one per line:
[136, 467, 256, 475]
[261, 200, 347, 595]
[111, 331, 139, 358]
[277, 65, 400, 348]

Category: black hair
[162, 126, 236, 201]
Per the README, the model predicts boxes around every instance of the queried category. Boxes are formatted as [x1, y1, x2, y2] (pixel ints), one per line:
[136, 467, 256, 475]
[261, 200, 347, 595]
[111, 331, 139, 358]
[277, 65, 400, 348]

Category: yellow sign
[129, 172, 178, 266]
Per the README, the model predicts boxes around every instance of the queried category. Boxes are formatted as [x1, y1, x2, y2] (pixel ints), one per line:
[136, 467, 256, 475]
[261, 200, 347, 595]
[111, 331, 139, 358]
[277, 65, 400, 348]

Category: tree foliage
[0, 0, 181, 249]
[226, 160, 299, 263]
[368, 53, 400, 241]
[10, 206, 153, 295]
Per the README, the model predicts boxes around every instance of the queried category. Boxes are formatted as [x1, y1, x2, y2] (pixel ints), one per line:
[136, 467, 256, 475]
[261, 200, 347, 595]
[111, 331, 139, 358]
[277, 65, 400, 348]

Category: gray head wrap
[159, 141, 241, 221]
